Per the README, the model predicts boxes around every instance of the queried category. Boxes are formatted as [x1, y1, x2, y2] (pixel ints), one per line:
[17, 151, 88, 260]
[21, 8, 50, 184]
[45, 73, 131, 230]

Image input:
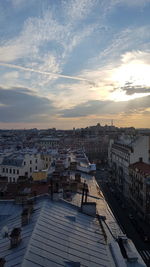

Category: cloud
[101, 0, 150, 15]
[10, 0, 36, 9]
[46, 49, 150, 109]
[0, 1, 96, 63]
[63, 0, 97, 21]
[111, 0, 150, 7]
[121, 50, 150, 65]
[89, 26, 150, 69]
[120, 83, 150, 95]
[0, 1, 97, 94]
[0, 86, 56, 122]
[60, 95, 150, 117]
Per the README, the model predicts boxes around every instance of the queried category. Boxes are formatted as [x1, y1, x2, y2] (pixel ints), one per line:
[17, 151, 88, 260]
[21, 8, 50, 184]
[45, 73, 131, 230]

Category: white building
[0, 151, 51, 183]
[108, 135, 150, 198]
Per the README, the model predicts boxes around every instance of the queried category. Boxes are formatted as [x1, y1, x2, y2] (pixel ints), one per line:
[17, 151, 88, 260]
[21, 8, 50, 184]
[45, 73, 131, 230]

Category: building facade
[108, 135, 150, 198]
[0, 152, 51, 183]
[129, 161, 150, 221]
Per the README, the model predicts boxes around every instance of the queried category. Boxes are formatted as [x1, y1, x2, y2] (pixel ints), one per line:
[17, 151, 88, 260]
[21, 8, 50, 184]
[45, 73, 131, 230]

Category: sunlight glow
[109, 61, 150, 101]
[110, 89, 149, 102]
[112, 61, 150, 86]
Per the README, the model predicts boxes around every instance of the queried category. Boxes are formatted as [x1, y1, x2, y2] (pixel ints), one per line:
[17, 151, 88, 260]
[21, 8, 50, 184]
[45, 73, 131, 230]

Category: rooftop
[129, 162, 150, 176]
[0, 198, 113, 267]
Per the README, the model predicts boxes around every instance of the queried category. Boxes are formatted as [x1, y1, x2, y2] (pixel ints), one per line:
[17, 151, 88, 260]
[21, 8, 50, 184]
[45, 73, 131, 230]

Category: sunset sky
[0, 0, 150, 129]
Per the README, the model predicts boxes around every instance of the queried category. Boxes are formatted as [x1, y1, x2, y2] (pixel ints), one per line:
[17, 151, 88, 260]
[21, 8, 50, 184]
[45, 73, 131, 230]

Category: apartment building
[0, 152, 51, 183]
[129, 161, 150, 221]
[108, 135, 150, 198]
[39, 137, 60, 148]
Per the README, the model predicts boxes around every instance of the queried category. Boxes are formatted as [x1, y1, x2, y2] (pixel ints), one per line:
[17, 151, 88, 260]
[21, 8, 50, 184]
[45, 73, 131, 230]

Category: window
[9, 177, 12, 183]
[13, 169, 15, 174]
[13, 178, 15, 183]
[35, 166, 37, 170]
[35, 159, 37, 163]
[24, 161, 26, 165]
[2, 168, 5, 173]
[6, 168, 8, 173]
[30, 167, 32, 172]
[30, 160, 32, 164]
[9, 168, 12, 174]
[17, 170, 19, 174]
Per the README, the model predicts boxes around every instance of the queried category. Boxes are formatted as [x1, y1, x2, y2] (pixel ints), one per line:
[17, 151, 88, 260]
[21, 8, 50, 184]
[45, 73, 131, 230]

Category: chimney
[75, 173, 81, 183]
[10, 228, 21, 248]
[27, 200, 34, 214]
[0, 258, 6, 267]
[21, 208, 30, 226]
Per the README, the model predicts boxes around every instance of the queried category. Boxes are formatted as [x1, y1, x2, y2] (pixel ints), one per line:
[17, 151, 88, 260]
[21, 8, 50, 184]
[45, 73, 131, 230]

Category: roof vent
[10, 228, 21, 248]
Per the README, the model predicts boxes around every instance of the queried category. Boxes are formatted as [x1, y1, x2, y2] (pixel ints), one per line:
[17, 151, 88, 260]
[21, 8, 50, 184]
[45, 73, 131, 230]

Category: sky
[0, 0, 150, 129]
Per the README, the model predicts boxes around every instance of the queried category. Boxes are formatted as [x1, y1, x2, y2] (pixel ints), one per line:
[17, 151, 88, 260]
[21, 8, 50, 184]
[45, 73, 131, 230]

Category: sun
[109, 61, 150, 102]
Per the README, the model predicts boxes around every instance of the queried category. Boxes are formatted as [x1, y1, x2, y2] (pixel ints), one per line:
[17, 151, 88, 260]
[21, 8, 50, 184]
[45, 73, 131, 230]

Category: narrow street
[96, 169, 150, 266]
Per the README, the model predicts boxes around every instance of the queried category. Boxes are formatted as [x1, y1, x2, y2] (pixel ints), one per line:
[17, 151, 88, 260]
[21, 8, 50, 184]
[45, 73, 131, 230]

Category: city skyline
[0, 0, 150, 129]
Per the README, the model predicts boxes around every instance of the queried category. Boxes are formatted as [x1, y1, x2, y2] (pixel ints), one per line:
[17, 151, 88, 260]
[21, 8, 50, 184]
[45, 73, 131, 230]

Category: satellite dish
[1, 226, 8, 238]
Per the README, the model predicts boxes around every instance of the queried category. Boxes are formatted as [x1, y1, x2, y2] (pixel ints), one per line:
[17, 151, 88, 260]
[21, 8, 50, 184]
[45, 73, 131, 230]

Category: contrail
[0, 62, 96, 85]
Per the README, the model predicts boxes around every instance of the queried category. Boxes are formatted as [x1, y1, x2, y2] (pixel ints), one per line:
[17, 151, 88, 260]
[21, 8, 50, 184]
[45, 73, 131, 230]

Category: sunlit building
[108, 135, 150, 198]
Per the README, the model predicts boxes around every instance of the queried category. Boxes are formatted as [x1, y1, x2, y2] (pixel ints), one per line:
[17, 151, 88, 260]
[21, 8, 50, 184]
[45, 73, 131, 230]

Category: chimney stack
[10, 228, 21, 248]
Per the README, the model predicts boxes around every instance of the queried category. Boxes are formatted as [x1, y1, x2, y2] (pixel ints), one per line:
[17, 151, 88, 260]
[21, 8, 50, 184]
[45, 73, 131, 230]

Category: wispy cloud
[63, 0, 97, 21]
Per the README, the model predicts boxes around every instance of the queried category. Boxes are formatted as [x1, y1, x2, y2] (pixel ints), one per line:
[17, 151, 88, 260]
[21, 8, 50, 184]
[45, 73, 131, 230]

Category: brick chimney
[10, 228, 21, 248]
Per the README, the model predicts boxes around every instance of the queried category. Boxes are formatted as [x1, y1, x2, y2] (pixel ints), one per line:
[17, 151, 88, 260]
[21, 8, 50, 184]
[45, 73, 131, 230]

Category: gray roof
[0, 201, 22, 223]
[0, 198, 111, 267]
[2, 155, 24, 167]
